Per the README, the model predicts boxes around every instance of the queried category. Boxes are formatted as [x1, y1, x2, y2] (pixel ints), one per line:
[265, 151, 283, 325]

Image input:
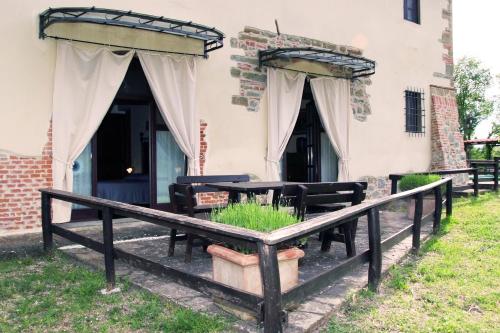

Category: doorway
[96, 101, 151, 207]
[71, 57, 186, 219]
[282, 81, 339, 182]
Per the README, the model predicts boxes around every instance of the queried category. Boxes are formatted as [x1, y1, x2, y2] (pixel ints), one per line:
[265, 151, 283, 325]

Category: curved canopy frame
[39, 7, 224, 57]
[259, 47, 376, 79]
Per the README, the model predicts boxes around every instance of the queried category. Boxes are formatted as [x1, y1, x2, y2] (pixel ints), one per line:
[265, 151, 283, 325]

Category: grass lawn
[326, 192, 500, 333]
[0, 252, 228, 332]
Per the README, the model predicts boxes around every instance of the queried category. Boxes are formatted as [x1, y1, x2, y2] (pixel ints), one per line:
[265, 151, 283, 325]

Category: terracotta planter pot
[207, 244, 305, 296]
[407, 196, 435, 219]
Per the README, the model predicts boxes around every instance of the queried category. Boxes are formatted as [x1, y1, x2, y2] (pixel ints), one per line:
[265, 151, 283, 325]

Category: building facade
[0, 0, 466, 234]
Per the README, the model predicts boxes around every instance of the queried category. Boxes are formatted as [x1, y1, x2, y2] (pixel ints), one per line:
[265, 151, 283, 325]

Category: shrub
[211, 201, 299, 233]
[399, 174, 441, 192]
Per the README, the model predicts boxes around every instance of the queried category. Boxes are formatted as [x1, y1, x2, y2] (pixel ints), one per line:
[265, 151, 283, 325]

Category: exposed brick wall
[0, 125, 52, 233]
[430, 85, 467, 184]
[198, 191, 229, 206]
[197, 120, 229, 205]
[434, 0, 454, 86]
[230, 26, 372, 121]
[199, 120, 207, 176]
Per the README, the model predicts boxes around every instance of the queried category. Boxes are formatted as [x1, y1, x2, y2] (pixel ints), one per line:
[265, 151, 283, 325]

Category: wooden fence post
[102, 207, 116, 291]
[41, 192, 53, 251]
[367, 207, 382, 292]
[412, 193, 423, 253]
[473, 168, 479, 197]
[433, 185, 442, 233]
[390, 175, 398, 194]
[494, 157, 499, 192]
[446, 179, 453, 217]
[258, 242, 283, 333]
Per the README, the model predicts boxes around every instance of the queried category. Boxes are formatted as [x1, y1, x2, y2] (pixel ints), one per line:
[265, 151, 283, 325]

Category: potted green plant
[399, 174, 441, 219]
[207, 202, 304, 296]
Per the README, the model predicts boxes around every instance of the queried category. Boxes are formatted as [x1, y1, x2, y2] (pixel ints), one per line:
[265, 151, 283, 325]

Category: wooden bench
[280, 182, 367, 257]
[168, 174, 250, 262]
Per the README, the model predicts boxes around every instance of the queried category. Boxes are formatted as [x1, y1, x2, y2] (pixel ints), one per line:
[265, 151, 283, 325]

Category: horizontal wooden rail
[389, 168, 475, 179]
[114, 247, 263, 312]
[263, 178, 451, 245]
[389, 168, 479, 196]
[470, 159, 499, 192]
[468, 158, 499, 165]
[52, 225, 106, 254]
[40, 188, 265, 248]
[282, 250, 370, 307]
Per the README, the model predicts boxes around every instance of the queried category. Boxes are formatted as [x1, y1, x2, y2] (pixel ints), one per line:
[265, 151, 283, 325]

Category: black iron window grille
[404, 0, 421, 24]
[405, 88, 425, 135]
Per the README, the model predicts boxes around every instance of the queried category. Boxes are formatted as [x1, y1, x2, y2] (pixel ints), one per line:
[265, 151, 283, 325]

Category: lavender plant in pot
[399, 174, 441, 219]
[207, 202, 304, 296]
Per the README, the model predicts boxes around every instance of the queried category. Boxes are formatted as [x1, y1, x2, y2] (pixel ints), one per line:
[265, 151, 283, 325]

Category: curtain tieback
[265, 157, 280, 163]
[53, 156, 74, 167]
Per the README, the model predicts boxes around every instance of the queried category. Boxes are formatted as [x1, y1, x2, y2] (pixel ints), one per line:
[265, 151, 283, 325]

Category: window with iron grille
[404, 0, 420, 24]
[405, 89, 425, 135]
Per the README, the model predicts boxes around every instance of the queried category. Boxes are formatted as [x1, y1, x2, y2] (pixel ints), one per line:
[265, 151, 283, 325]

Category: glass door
[150, 109, 186, 210]
[320, 132, 339, 182]
[71, 138, 97, 220]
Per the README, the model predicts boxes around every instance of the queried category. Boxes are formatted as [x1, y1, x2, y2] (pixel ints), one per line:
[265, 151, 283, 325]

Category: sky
[453, 0, 500, 138]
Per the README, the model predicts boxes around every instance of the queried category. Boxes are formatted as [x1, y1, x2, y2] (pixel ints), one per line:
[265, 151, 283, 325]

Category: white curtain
[310, 77, 351, 181]
[52, 42, 133, 223]
[138, 52, 199, 176]
[266, 68, 306, 180]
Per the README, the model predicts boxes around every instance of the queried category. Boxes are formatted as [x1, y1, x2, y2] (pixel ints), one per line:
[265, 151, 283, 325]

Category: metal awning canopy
[39, 7, 224, 57]
[259, 47, 376, 78]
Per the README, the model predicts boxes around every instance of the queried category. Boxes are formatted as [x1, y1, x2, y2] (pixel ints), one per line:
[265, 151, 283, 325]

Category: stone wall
[230, 26, 372, 121]
[434, 0, 454, 86]
[358, 176, 391, 200]
[430, 85, 468, 184]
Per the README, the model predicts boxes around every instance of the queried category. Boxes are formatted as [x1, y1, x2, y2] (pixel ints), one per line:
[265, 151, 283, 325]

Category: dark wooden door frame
[305, 101, 322, 182]
[149, 103, 158, 210]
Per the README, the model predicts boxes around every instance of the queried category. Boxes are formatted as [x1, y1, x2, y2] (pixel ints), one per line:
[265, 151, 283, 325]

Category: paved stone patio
[58, 206, 436, 332]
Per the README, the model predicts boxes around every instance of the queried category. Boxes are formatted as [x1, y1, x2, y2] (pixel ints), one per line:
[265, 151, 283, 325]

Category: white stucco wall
[0, 0, 451, 180]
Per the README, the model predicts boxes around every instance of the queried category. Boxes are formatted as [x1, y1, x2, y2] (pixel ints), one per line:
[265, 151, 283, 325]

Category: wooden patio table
[206, 181, 299, 204]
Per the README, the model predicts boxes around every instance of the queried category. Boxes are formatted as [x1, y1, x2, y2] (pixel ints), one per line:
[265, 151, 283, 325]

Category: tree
[488, 75, 500, 139]
[489, 122, 500, 138]
[454, 57, 495, 140]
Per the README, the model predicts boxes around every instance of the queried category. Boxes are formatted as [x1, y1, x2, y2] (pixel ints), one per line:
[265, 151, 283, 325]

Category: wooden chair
[279, 182, 367, 257]
[168, 174, 250, 262]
